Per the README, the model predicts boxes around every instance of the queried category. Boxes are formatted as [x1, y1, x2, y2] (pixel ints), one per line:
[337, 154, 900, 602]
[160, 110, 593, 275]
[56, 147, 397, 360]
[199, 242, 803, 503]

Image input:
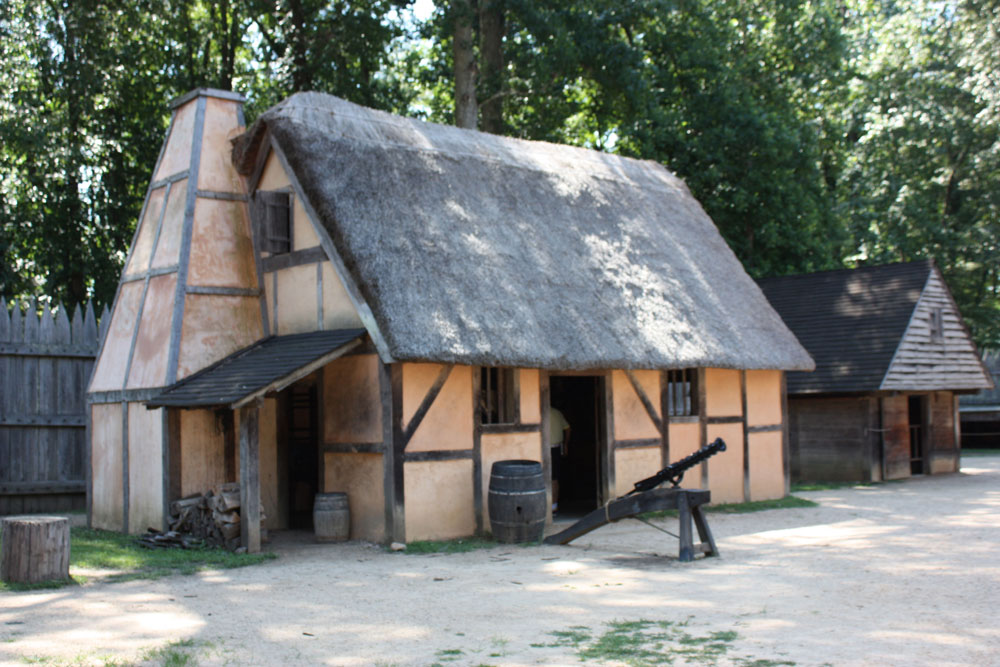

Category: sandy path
[1, 456, 998, 666]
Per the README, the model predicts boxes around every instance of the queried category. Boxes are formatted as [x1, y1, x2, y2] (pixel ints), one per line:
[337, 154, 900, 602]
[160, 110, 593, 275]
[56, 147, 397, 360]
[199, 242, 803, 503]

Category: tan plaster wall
[404, 364, 473, 453]
[276, 264, 318, 334]
[705, 368, 743, 417]
[154, 101, 195, 181]
[258, 398, 281, 530]
[324, 354, 382, 444]
[177, 294, 262, 379]
[179, 409, 226, 497]
[257, 151, 290, 190]
[324, 453, 385, 542]
[91, 403, 124, 530]
[90, 281, 143, 392]
[321, 261, 363, 329]
[614, 446, 660, 497]
[707, 423, 745, 503]
[746, 370, 782, 427]
[197, 98, 244, 193]
[519, 369, 541, 424]
[748, 431, 784, 501]
[613, 370, 660, 440]
[128, 403, 164, 533]
[151, 179, 188, 269]
[667, 423, 702, 489]
[124, 187, 166, 277]
[404, 460, 476, 541]
[126, 273, 177, 389]
[187, 199, 256, 288]
[481, 432, 543, 534]
[293, 196, 320, 250]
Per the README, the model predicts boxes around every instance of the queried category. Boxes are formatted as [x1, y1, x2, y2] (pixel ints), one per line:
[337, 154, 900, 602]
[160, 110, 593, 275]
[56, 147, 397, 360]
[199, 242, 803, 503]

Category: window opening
[666, 368, 698, 417]
[254, 191, 291, 254]
[481, 367, 515, 424]
[928, 307, 944, 343]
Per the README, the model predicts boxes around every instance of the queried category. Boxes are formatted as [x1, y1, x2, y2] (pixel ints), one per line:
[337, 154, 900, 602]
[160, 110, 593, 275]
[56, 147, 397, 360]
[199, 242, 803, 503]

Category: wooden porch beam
[239, 402, 261, 553]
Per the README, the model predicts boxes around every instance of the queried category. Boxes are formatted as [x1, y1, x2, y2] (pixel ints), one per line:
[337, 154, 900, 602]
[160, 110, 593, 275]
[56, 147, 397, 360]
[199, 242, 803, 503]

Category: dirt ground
[1, 455, 998, 667]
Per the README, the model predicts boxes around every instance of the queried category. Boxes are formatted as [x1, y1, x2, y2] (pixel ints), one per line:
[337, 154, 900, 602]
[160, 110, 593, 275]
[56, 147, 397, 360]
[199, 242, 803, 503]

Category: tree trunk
[453, 0, 478, 129]
[1, 517, 71, 583]
[478, 0, 504, 134]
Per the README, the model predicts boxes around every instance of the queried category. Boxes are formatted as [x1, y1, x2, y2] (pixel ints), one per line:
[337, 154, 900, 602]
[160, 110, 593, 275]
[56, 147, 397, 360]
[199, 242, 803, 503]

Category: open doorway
[286, 382, 319, 530]
[549, 376, 605, 515]
[908, 395, 926, 475]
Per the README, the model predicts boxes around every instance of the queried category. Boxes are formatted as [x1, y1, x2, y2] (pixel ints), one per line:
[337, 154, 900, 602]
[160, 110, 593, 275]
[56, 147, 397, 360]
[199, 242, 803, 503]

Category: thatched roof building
[234, 92, 812, 372]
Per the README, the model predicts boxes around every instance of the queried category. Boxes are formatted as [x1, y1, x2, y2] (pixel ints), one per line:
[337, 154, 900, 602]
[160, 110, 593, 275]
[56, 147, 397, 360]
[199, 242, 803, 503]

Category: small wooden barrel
[313, 493, 350, 543]
[1, 516, 71, 584]
[488, 460, 546, 543]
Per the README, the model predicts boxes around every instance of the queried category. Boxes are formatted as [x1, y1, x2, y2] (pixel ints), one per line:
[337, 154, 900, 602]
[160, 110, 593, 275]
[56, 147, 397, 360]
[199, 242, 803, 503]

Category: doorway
[286, 382, 319, 530]
[549, 376, 606, 514]
[908, 395, 925, 475]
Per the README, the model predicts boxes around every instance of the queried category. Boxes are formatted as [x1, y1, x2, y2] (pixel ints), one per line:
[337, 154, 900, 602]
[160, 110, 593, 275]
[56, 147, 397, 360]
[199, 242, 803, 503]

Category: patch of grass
[0, 527, 276, 592]
[707, 496, 816, 514]
[961, 448, 1000, 457]
[543, 618, 794, 666]
[433, 648, 464, 663]
[142, 638, 204, 667]
[791, 480, 873, 491]
[643, 495, 816, 520]
[399, 536, 500, 553]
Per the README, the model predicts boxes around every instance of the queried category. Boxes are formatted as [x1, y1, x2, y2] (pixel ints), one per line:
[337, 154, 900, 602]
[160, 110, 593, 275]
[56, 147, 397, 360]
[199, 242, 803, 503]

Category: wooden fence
[0, 299, 108, 514]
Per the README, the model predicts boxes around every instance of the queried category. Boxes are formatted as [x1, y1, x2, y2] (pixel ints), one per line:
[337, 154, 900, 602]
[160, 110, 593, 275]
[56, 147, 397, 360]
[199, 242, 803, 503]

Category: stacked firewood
[150, 483, 266, 551]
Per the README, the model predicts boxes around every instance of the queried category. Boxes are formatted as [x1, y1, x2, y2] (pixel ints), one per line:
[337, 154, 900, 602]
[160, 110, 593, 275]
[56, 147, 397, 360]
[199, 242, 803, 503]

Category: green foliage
[398, 536, 501, 553]
[2, 0, 998, 346]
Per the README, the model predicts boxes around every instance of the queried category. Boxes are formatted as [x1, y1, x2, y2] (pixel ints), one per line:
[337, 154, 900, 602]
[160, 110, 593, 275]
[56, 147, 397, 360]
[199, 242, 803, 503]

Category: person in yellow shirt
[549, 406, 570, 512]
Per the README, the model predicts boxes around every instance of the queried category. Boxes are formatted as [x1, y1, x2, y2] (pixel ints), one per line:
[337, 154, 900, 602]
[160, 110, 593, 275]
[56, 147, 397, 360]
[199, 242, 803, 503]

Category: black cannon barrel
[628, 437, 727, 495]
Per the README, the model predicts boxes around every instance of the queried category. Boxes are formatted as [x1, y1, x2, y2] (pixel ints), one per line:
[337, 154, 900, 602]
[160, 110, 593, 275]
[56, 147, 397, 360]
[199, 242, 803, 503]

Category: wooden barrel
[313, 493, 350, 542]
[488, 460, 546, 543]
[1, 516, 70, 584]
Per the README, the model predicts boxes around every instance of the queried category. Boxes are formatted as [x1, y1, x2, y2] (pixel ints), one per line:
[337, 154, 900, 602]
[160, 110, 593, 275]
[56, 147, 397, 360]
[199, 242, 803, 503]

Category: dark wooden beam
[624, 370, 663, 434]
[741, 371, 750, 503]
[473, 365, 484, 534]
[380, 362, 405, 543]
[403, 450, 473, 463]
[239, 402, 261, 553]
[706, 416, 743, 424]
[480, 423, 541, 434]
[782, 372, 791, 494]
[222, 410, 236, 483]
[403, 365, 453, 446]
[602, 372, 615, 504]
[747, 424, 783, 433]
[659, 371, 670, 467]
[260, 245, 326, 273]
[698, 368, 708, 489]
[615, 438, 661, 450]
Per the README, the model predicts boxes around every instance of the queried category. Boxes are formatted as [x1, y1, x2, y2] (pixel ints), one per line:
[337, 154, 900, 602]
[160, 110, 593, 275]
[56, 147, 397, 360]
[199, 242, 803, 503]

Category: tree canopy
[2, 0, 998, 344]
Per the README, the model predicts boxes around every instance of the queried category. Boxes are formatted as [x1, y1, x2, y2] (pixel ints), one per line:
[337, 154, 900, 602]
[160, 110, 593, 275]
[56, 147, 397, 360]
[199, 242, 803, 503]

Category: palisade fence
[0, 298, 108, 514]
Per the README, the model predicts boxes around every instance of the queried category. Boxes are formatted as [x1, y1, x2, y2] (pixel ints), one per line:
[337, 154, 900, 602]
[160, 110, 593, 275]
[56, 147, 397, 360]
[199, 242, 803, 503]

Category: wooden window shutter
[253, 191, 291, 254]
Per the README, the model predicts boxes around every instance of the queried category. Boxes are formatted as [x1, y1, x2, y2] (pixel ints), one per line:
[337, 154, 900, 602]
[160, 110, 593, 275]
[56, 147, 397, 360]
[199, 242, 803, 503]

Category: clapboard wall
[0, 299, 107, 514]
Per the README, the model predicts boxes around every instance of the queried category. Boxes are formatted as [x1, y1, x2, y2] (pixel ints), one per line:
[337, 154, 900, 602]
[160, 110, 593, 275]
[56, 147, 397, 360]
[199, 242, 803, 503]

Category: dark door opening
[908, 395, 925, 475]
[287, 382, 319, 530]
[550, 376, 604, 514]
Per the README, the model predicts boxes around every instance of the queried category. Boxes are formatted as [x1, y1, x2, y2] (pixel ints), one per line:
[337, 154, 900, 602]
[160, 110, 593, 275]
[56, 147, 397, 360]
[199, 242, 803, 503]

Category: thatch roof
[234, 92, 813, 372]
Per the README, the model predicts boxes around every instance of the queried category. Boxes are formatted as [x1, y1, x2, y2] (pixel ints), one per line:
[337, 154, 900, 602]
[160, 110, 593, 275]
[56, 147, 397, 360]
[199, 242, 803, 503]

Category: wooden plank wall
[0, 299, 107, 513]
[882, 270, 991, 391]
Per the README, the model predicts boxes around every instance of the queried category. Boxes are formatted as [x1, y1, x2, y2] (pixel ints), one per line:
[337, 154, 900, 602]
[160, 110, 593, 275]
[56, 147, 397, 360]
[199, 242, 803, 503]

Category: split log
[1, 516, 70, 583]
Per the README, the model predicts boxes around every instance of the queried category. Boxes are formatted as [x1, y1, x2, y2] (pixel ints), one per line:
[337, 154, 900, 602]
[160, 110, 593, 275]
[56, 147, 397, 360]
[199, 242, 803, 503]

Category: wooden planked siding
[882, 270, 992, 391]
[0, 299, 107, 513]
[788, 397, 875, 482]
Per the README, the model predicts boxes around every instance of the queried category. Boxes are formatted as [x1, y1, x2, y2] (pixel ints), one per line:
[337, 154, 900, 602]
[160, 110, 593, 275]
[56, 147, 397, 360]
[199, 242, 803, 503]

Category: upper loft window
[253, 190, 291, 254]
[481, 367, 516, 425]
[666, 368, 698, 417]
[929, 307, 944, 343]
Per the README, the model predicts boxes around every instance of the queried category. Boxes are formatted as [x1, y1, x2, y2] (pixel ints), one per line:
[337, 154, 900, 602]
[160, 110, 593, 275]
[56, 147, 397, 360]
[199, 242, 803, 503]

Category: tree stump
[1, 516, 71, 584]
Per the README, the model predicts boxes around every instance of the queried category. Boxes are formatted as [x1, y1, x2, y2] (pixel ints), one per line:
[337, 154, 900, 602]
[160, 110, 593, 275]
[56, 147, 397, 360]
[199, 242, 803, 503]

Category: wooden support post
[677, 490, 694, 562]
[239, 403, 261, 553]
